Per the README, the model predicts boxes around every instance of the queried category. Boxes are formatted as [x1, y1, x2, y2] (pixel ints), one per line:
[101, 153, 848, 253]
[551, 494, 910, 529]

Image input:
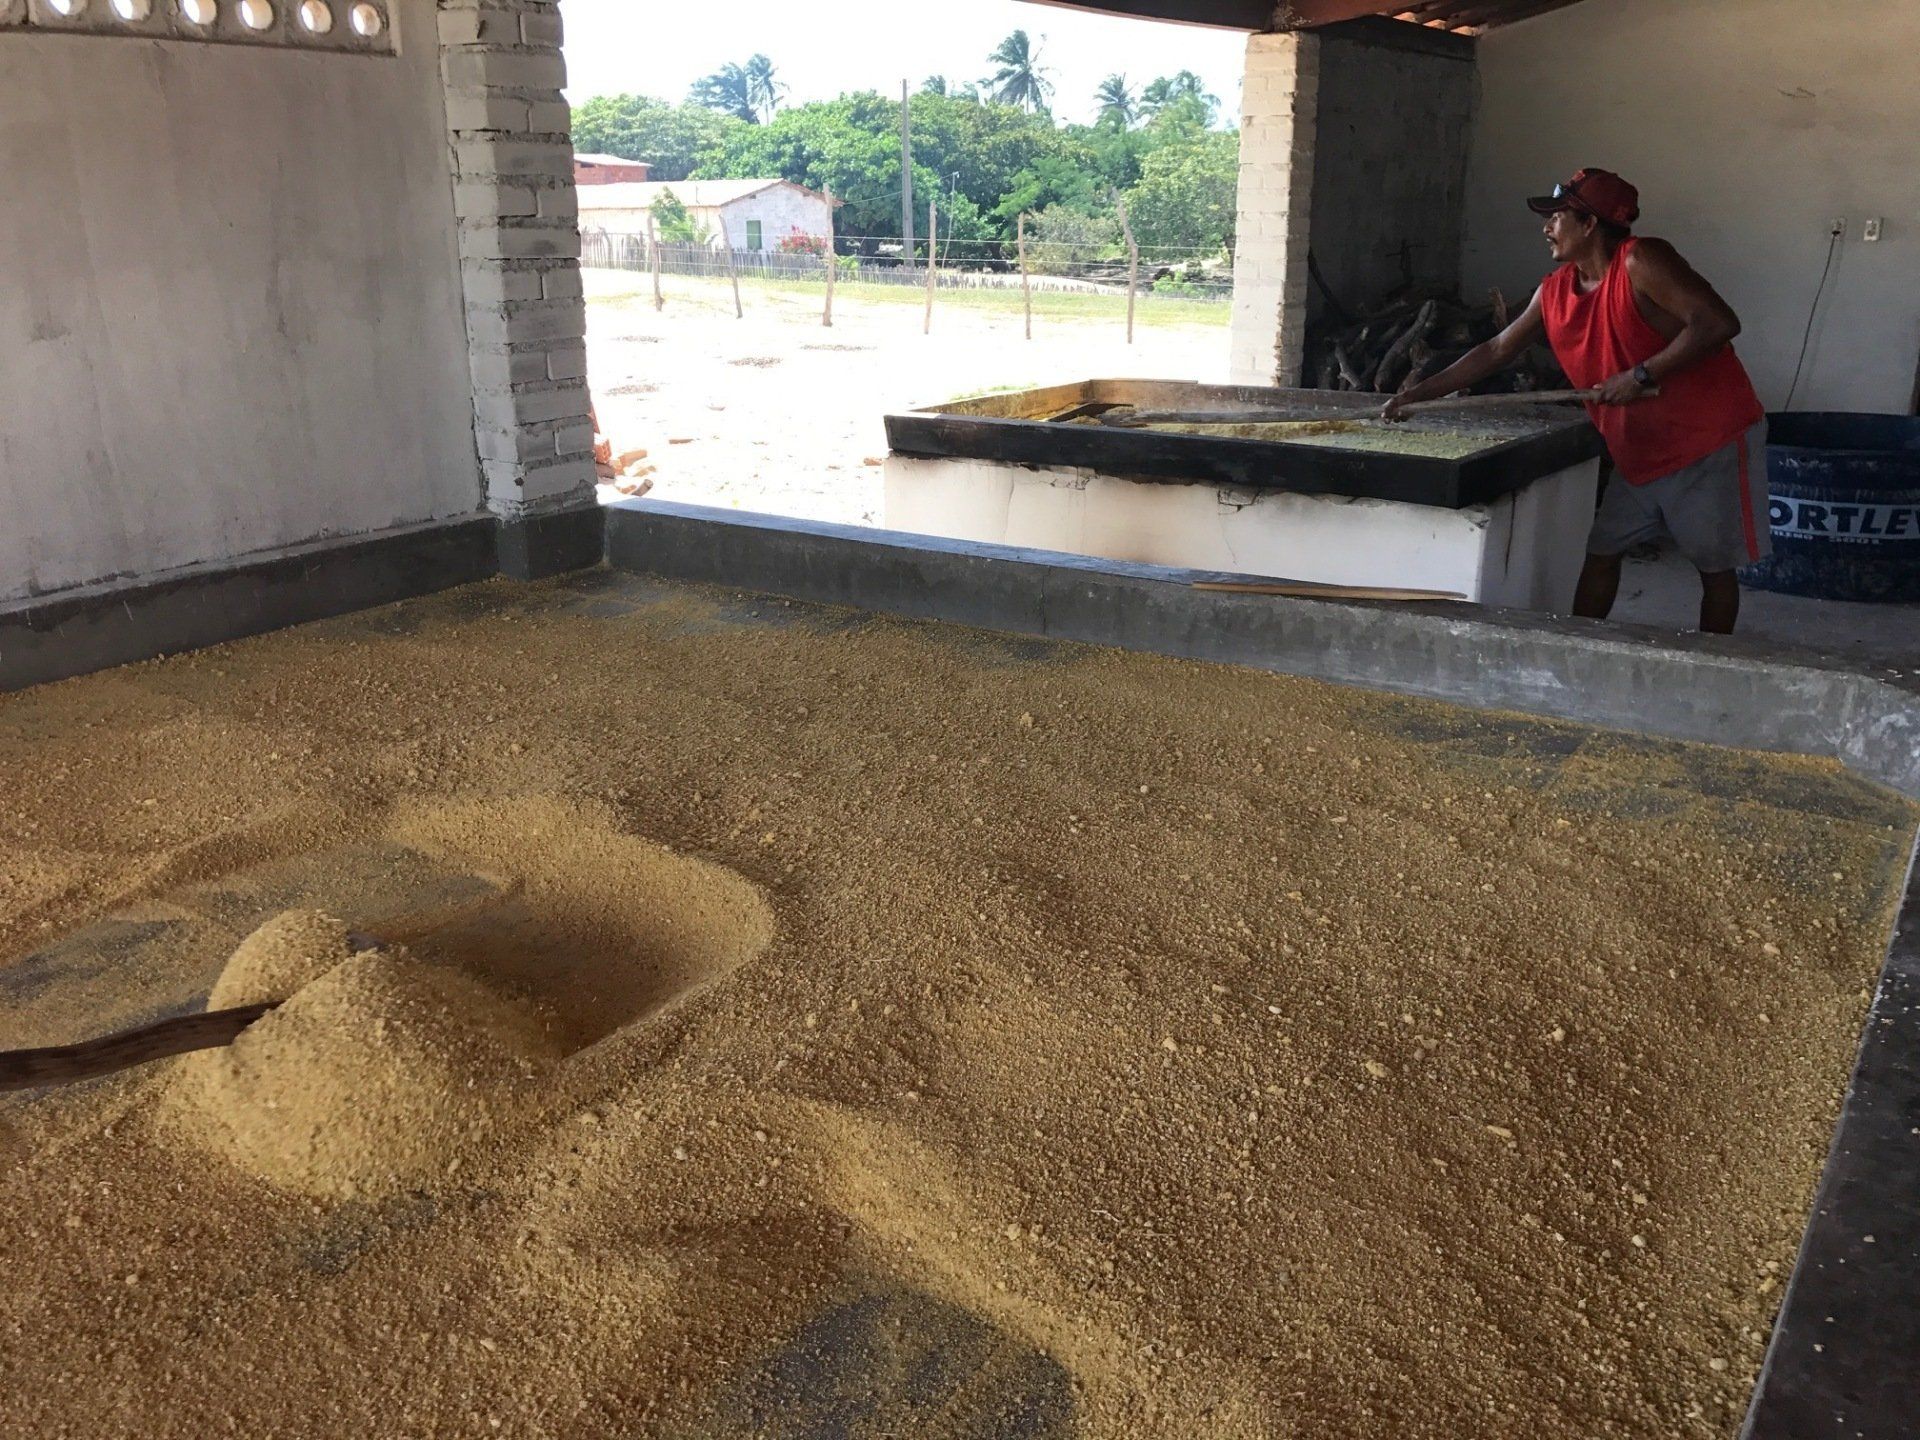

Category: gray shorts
[1589, 420, 1772, 573]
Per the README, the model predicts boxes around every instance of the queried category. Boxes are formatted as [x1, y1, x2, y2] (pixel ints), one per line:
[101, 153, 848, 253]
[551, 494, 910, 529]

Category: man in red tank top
[1385, 169, 1768, 633]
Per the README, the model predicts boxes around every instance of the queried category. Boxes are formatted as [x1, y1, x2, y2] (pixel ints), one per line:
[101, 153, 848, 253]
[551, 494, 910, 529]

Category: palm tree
[985, 30, 1053, 113]
[691, 56, 784, 123]
[745, 54, 786, 123]
[1141, 70, 1219, 124]
[1094, 73, 1137, 127]
[922, 75, 949, 96]
[689, 63, 755, 122]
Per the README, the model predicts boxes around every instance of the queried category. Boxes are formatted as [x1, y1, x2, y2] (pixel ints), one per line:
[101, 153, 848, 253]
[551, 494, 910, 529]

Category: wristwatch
[1632, 362, 1655, 387]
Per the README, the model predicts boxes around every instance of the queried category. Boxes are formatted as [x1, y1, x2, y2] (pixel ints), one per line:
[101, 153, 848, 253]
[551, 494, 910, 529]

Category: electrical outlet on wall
[1829, 217, 1848, 239]
[1864, 218, 1884, 243]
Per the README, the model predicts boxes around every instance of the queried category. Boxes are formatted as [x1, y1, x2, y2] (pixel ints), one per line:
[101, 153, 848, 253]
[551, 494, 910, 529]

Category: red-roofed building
[574, 154, 652, 186]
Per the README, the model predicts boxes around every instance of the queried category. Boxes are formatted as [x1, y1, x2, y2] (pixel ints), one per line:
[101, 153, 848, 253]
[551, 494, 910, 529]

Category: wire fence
[579, 230, 1235, 302]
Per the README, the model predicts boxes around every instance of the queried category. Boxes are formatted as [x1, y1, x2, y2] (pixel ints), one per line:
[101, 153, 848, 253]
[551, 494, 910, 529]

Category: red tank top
[1539, 238, 1764, 484]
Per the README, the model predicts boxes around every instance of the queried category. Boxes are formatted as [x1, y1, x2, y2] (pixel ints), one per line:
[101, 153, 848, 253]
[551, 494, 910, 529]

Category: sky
[560, 1, 1251, 127]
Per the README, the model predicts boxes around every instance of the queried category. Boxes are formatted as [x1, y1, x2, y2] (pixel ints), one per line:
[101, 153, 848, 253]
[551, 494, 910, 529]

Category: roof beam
[1018, 0, 1282, 32]
[1270, 0, 1401, 25]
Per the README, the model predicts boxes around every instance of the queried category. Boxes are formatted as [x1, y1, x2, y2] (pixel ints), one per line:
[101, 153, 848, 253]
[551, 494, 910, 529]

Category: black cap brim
[1526, 194, 1569, 216]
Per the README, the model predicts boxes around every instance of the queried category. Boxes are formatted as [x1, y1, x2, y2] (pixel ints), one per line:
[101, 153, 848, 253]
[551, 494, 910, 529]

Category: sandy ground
[585, 270, 1231, 525]
[1, 573, 1913, 1438]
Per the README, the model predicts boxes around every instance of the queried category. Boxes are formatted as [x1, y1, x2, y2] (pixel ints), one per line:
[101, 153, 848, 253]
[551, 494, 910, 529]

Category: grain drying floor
[1, 572, 1913, 1439]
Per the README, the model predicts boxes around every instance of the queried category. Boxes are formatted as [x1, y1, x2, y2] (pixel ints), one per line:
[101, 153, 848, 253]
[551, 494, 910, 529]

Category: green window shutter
[746, 220, 763, 251]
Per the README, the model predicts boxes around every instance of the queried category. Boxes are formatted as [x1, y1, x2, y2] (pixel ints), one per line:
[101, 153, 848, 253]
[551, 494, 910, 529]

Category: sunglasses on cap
[1542, 180, 1590, 213]
[1528, 181, 1597, 221]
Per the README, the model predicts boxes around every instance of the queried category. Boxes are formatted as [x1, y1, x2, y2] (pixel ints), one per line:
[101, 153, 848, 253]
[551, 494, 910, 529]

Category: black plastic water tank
[1742, 413, 1920, 603]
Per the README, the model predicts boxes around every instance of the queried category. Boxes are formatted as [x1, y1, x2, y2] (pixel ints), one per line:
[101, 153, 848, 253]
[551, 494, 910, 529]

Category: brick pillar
[1229, 31, 1320, 388]
[437, 0, 599, 574]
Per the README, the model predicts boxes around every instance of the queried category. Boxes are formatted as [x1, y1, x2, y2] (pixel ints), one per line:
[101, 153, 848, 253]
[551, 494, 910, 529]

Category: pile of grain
[173, 917, 560, 1201]
[0, 575, 1909, 1439]
[204, 908, 357, 1008]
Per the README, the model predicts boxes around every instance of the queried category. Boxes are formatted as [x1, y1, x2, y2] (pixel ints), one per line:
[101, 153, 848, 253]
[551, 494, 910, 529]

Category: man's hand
[1595, 369, 1650, 406]
[1379, 389, 1416, 423]
[1378, 285, 1549, 423]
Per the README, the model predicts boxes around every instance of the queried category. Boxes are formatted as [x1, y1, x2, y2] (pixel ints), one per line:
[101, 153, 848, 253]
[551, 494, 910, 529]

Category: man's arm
[1381, 287, 1547, 420]
[1593, 238, 1742, 405]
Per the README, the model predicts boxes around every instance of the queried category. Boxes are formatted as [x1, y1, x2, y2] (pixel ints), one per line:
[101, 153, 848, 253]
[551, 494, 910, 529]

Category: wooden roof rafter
[1023, 0, 1590, 33]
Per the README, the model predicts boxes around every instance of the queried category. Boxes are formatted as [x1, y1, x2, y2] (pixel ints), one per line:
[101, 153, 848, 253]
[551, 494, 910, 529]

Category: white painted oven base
[883, 455, 1600, 613]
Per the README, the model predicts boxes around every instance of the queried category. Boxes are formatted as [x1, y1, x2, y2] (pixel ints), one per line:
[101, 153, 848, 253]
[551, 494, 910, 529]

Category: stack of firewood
[1305, 289, 1567, 397]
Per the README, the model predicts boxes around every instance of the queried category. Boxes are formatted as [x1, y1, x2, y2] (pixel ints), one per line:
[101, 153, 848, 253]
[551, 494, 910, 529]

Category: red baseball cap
[1527, 168, 1640, 228]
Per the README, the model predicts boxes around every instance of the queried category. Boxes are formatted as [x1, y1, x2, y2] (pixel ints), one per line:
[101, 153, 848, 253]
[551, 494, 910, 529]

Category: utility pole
[900, 80, 915, 264]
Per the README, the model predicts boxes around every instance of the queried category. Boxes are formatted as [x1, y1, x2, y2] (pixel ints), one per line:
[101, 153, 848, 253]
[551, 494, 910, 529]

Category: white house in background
[575, 180, 840, 252]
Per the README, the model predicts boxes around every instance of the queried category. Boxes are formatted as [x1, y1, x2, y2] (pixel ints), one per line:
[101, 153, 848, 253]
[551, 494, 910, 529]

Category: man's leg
[1669, 422, 1768, 636]
[1573, 552, 1625, 620]
[1699, 569, 1740, 634]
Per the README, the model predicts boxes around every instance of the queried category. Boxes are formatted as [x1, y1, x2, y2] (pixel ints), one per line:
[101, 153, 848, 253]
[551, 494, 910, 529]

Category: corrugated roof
[576, 180, 837, 211]
[573, 153, 651, 167]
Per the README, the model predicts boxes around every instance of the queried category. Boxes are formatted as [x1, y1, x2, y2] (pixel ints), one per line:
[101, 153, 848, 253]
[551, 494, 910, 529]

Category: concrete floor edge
[604, 501, 1920, 800]
[0, 506, 607, 692]
[1741, 836, 1920, 1440]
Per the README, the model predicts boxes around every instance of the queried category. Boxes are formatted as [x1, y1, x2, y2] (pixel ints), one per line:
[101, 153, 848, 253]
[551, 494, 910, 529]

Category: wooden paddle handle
[1397, 386, 1659, 414]
[0, 1003, 281, 1091]
[0, 929, 391, 1092]
[1106, 388, 1661, 428]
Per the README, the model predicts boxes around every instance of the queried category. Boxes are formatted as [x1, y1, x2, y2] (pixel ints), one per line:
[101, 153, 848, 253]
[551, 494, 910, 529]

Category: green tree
[1027, 204, 1120, 274]
[985, 30, 1053, 114]
[1075, 115, 1150, 194]
[690, 63, 755, 123]
[1094, 74, 1137, 128]
[678, 80, 1239, 252]
[570, 95, 741, 181]
[704, 92, 906, 240]
[705, 90, 1088, 247]
[1122, 129, 1239, 253]
[690, 55, 786, 124]
[650, 188, 709, 245]
[1140, 71, 1220, 126]
[922, 75, 948, 96]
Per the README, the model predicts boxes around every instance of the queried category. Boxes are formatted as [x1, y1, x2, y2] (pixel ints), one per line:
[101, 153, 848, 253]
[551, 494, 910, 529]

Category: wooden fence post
[1018, 211, 1032, 341]
[823, 186, 836, 328]
[923, 196, 937, 336]
[1114, 192, 1138, 346]
[648, 213, 664, 312]
[722, 234, 743, 319]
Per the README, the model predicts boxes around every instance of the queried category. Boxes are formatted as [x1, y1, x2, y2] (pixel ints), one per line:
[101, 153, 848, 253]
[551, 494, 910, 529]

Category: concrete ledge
[1745, 839, 1920, 1440]
[496, 502, 606, 581]
[606, 500, 1920, 798]
[1, 508, 607, 691]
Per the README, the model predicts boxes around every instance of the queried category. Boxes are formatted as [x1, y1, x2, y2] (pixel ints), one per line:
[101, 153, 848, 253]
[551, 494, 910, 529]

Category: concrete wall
[712, 187, 832, 252]
[1307, 22, 1475, 326]
[1464, 0, 1920, 415]
[579, 189, 832, 251]
[0, 0, 483, 604]
[881, 454, 1596, 612]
